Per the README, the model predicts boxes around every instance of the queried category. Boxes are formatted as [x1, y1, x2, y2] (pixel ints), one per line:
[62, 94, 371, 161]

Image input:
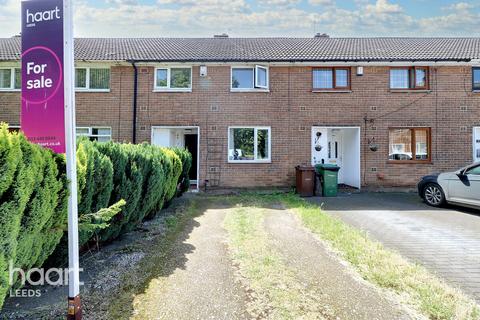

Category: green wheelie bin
[315, 164, 340, 197]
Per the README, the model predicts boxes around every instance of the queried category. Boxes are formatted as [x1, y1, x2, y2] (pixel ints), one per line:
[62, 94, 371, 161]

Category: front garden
[0, 123, 192, 310]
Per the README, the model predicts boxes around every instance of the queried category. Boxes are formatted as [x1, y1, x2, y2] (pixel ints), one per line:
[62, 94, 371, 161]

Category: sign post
[21, 0, 81, 318]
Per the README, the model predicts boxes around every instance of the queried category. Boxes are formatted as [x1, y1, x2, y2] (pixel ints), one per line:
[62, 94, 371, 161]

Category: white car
[418, 163, 480, 209]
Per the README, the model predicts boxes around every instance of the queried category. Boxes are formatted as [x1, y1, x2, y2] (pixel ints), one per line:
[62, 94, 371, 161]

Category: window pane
[156, 69, 168, 87]
[415, 68, 427, 87]
[0, 69, 12, 89]
[76, 128, 90, 135]
[415, 129, 429, 160]
[257, 129, 269, 160]
[474, 68, 480, 90]
[229, 128, 254, 161]
[95, 128, 111, 136]
[90, 68, 110, 89]
[313, 69, 333, 89]
[14, 68, 21, 89]
[75, 69, 87, 88]
[467, 166, 480, 175]
[97, 136, 111, 142]
[170, 68, 191, 88]
[390, 69, 409, 89]
[335, 69, 348, 87]
[389, 129, 412, 160]
[232, 68, 254, 89]
[256, 67, 267, 88]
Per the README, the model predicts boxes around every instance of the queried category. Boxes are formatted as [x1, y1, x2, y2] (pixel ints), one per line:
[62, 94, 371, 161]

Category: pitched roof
[1, 37, 480, 62]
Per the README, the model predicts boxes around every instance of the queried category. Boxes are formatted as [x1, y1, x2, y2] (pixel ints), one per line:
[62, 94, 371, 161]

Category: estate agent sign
[21, 0, 65, 153]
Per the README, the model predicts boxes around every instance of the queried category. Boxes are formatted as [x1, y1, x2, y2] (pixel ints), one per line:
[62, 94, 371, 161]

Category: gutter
[130, 61, 138, 144]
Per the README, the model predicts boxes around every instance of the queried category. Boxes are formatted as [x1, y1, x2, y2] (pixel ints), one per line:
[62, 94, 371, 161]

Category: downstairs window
[388, 128, 431, 162]
[228, 127, 271, 162]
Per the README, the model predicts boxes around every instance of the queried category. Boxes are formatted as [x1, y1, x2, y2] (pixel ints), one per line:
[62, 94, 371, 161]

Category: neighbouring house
[1, 35, 480, 190]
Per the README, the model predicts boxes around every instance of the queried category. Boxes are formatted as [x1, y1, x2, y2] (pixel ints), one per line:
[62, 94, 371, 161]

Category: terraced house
[1, 35, 480, 190]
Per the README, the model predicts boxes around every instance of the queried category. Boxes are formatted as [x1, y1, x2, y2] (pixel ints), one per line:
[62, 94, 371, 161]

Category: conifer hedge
[0, 124, 192, 309]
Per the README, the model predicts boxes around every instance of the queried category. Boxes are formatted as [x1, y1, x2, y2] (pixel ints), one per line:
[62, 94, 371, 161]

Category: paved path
[263, 209, 412, 320]
[309, 193, 480, 302]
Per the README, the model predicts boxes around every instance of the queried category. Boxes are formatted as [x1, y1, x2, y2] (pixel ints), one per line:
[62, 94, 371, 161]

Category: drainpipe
[131, 61, 138, 144]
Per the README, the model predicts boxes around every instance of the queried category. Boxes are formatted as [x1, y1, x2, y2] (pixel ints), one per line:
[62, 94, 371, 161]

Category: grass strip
[224, 205, 335, 320]
[268, 193, 480, 320]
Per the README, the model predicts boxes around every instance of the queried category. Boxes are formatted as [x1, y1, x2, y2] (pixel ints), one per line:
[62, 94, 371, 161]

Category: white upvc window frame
[153, 66, 192, 92]
[0, 67, 21, 92]
[75, 67, 111, 92]
[230, 65, 269, 92]
[228, 126, 272, 163]
[76, 126, 112, 141]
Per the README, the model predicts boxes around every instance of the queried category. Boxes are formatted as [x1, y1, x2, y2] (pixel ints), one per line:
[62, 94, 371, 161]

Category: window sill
[230, 88, 270, 93]
[312, 90, 352, 93]
[0, 89, 20, 92]
[389, 89, 431, 93]
[387, 160, 433, 165]
[76, 89, 111, 93]
[228, 160, 272, 164]
[472, 90, 480, 94]
[153, 88, 192, 93]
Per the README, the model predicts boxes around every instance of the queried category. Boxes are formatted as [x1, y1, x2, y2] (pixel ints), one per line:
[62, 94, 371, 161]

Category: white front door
[474, 127, 480, 162]
[327, 129, 343, 183]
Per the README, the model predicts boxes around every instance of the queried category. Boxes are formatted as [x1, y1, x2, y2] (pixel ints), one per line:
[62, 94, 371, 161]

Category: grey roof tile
[1, 37, 480, 62]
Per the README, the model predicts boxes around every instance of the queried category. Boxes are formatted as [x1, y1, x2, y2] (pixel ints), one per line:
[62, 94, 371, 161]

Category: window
[75, 68, 110, 91]
[7, 125, 20, 133]
[228, 127, 271, 162]
[231, 66, 269, 90]
[473, 67, 480, 91]
[312, 68, 350, 90]
[0, 68, 21, 90]
[76, 127, 112, 142]
[154, 67, 192, 91]
[390, 67, 429, 90]
[389, 128, 431, 162]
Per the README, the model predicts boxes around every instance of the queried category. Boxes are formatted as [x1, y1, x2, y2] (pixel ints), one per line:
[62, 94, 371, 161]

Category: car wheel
[423, 183, 445, 207]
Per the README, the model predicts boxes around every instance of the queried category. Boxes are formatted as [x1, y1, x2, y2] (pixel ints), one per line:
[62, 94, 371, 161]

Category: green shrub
[171, 147, 192, 197]
[0, 125, 67, 307]
[161, 148, 182, 204]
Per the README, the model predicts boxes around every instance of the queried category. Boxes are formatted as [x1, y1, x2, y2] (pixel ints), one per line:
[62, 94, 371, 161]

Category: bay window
[154, 67, 192, 91]
[228, 127, 271, 162]
[389, 128, 431, 162]
[390, 67, 429, 90]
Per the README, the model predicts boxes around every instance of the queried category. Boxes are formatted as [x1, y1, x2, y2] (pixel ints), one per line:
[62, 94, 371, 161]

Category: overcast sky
[0, 0, 479, 38]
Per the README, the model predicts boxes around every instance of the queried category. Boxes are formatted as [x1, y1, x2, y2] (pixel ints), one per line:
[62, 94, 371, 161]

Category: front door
[474, 127, 480, 162]
[328, 129, 343, 183]
[184, 134, 198, 182]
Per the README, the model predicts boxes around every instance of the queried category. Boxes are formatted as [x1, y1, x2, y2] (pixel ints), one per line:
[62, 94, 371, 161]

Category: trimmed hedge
[0, 125, 67, 308]
[0, 125, 192, 309]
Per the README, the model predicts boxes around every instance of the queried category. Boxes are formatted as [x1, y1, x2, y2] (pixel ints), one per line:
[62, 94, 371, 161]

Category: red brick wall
[1, 64, 479, 189]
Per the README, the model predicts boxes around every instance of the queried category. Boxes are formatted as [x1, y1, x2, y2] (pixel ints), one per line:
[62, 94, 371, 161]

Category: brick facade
[1, 64, 479, 189]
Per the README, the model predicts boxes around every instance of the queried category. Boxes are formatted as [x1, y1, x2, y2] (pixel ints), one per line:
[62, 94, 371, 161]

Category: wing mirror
[457, 169, 467, 179]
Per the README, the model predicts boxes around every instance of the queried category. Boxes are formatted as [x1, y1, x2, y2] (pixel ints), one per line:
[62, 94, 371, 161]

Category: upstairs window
[75, 68, 110, 91]
[231, 66, 269, 90]
[390, 67, 428, 90]
[473, 67, 480, 91]
[0, 68, 21, 90]
[389, 128, 431, 162]
[228, 127, 271, 162]
[76, 127, 112, 142]
[154, 67, 192, 91]
[312, 68, 350, 90]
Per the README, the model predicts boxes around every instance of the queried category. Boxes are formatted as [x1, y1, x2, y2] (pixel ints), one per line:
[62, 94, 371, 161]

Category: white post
[64, 0, 82, 318]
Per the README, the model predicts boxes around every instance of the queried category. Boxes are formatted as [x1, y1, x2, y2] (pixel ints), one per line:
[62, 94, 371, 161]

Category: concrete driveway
[309, 193, 480, 302]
